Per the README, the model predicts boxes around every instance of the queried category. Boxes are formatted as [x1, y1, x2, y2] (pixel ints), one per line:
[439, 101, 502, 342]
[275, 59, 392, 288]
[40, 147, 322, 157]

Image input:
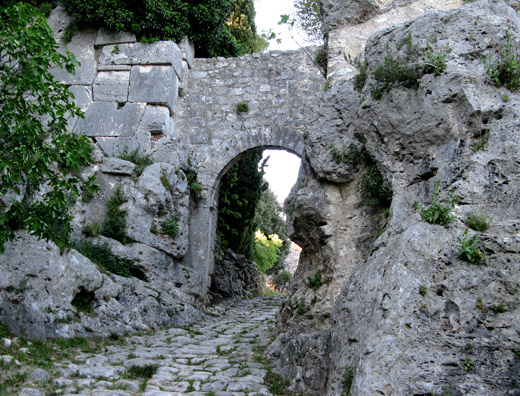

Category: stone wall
[0, 7, 326, 337]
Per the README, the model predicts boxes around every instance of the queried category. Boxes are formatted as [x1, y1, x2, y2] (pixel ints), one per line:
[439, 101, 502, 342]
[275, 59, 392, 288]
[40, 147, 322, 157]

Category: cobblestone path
[18, 296, 284, 396]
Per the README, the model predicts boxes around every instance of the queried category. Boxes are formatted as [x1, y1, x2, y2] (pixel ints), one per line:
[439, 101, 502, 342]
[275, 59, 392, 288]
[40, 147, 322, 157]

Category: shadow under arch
[185, 141, 302, 303]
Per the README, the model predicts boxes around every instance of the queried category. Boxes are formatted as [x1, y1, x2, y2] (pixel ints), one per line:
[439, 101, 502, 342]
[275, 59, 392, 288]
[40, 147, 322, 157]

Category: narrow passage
[28, 296, 282, 396]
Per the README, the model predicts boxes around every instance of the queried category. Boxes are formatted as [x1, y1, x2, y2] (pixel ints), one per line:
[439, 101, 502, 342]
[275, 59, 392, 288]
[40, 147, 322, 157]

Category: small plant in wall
[161, 216, 179, 238]
[357, 166, 392, 208]
[458, 231, 485, 264]
[306, 269, 323, 291]
[236, 102, 249, 113]
[415, 180, 457, 225]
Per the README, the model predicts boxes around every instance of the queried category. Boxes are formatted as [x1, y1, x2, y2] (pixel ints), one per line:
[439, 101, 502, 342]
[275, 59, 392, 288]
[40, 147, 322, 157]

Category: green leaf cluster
[217, 152, 267, 257]
[306, 269, 322, 291]
[161, 216, 179, 238]
[61, 0, 265, 57]
[458, 231, 485, 264]
[101, 187, 130, 244]
[0, 3, 96, 252]
[416, 180, 457, 225]
[252, 230, 283, 273]
[357, 166, 392, 208]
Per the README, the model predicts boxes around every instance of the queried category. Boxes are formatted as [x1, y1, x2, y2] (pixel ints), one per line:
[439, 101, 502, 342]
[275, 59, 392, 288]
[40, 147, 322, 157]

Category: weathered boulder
[0, 234, 203, 338]
[210, 249, 261, 299]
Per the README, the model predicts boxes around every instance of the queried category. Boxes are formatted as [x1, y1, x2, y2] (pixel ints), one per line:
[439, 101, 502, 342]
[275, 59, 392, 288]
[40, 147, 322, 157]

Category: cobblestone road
[17, 296, 283, 396]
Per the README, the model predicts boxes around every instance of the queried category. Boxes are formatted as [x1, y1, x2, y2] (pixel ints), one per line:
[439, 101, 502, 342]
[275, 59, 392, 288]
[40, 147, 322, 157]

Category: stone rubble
[17, 297, 282, 396]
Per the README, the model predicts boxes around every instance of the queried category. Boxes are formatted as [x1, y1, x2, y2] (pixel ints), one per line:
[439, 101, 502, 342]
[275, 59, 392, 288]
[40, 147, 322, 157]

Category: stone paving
[19, 296, 283, 396]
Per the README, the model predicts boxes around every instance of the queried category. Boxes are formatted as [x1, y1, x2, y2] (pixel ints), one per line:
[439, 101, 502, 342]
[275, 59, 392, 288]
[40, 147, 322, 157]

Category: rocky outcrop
[269, 1, 520, 395]
[210, 249, 261, 299]
[0, 233, 203, 338]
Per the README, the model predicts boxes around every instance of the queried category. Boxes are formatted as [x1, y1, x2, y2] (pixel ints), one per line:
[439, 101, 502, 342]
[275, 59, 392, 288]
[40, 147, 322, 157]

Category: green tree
[61, 0, 243, 58]
[217, 152, 267, 258]
[252, 230, 283, 273]
[0, 3, 97, 252]
[227, 0, 268, 54]
[254, 188, 289, 273]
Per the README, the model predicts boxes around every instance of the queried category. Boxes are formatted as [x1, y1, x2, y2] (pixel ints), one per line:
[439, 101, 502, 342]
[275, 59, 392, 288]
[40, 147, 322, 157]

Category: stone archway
[185, 137, 303, 301]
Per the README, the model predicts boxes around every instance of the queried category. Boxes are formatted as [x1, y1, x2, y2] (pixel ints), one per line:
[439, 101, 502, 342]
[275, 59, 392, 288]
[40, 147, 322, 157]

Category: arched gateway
[174, 49, 322, 297]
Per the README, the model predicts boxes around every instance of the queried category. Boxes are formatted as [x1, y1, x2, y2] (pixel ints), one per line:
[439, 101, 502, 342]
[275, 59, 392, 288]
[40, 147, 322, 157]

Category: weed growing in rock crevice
[72, 240, 135, 278]
[162, 216, 180, 238]
[465, 211, 491, 232]
[483, 31, 520, 91]
[119, 149, 153, 178]
[101, 187, 131, 244]
[306, 269, 323, 291]
[458, 231, 485, 264]
[330, 143, 360, 164]
[342, 365, 354, 396]
[415, 180, 457, 225]
[357, 166, 392, 208]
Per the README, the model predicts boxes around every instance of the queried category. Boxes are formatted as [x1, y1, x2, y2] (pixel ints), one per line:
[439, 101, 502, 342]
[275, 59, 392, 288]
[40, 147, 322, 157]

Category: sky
[253, 0, 304, 204]
[254, 0, 304, 51]
[262, 150, 301, 204]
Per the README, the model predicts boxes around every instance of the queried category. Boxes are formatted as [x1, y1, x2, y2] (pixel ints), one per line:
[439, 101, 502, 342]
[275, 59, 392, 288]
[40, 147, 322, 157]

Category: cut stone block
[66, 85, 92, 132]
[98, 41, 182, 77]
[74, 102, 145, 137]
[50, 31, 97, 85]
[178, 61, 189, 97]
[138, 106, 171, 135]
[93, 71, 130, 102]
[99, 157, 135, 175]
[128, 66, 178, 114]
[178, 36, 195, 68]
[95, 27, 136, 46]
[96, 129, 151, 157]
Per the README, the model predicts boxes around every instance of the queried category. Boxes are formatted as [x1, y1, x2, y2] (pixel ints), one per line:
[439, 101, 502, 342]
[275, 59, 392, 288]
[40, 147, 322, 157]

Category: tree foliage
[227, 0, 268, 54]
[61, 0, 265, 57]
[0, 3, 96, 252]
[217, 152, 267, 258]
[293, 0, 323, 42]
[254, 188, 289, 274]
[252, 230, 283, 273]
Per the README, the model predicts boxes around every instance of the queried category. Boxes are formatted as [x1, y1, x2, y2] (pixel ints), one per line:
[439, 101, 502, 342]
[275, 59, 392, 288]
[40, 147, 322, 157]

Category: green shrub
[315, 47, 327, 71]
[458, 231, 485, 264]
[357, 166, 392, 208]
[306, 269, 322, 291]
[119, 149, 152, 178]
[465, 211, 491, 232]
[162, 216, 179, 238]
[72, 240, 133, 277]
[101, 187, 130, 244]
[184, 167, 203, 205]
[331, 144, 360, 164]
[371, 54, 420, 98]
[61, 0, 242, 58]
[484, 31, 520, 91]
[415, 180, 457, 225]
[236, 102, 249, 113]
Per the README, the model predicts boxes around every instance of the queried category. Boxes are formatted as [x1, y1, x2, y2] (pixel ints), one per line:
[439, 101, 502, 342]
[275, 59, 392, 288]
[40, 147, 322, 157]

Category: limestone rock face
[0, 234, 203, 338]
[210, 249, 261, 299]
[270, 1, 520, 395]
